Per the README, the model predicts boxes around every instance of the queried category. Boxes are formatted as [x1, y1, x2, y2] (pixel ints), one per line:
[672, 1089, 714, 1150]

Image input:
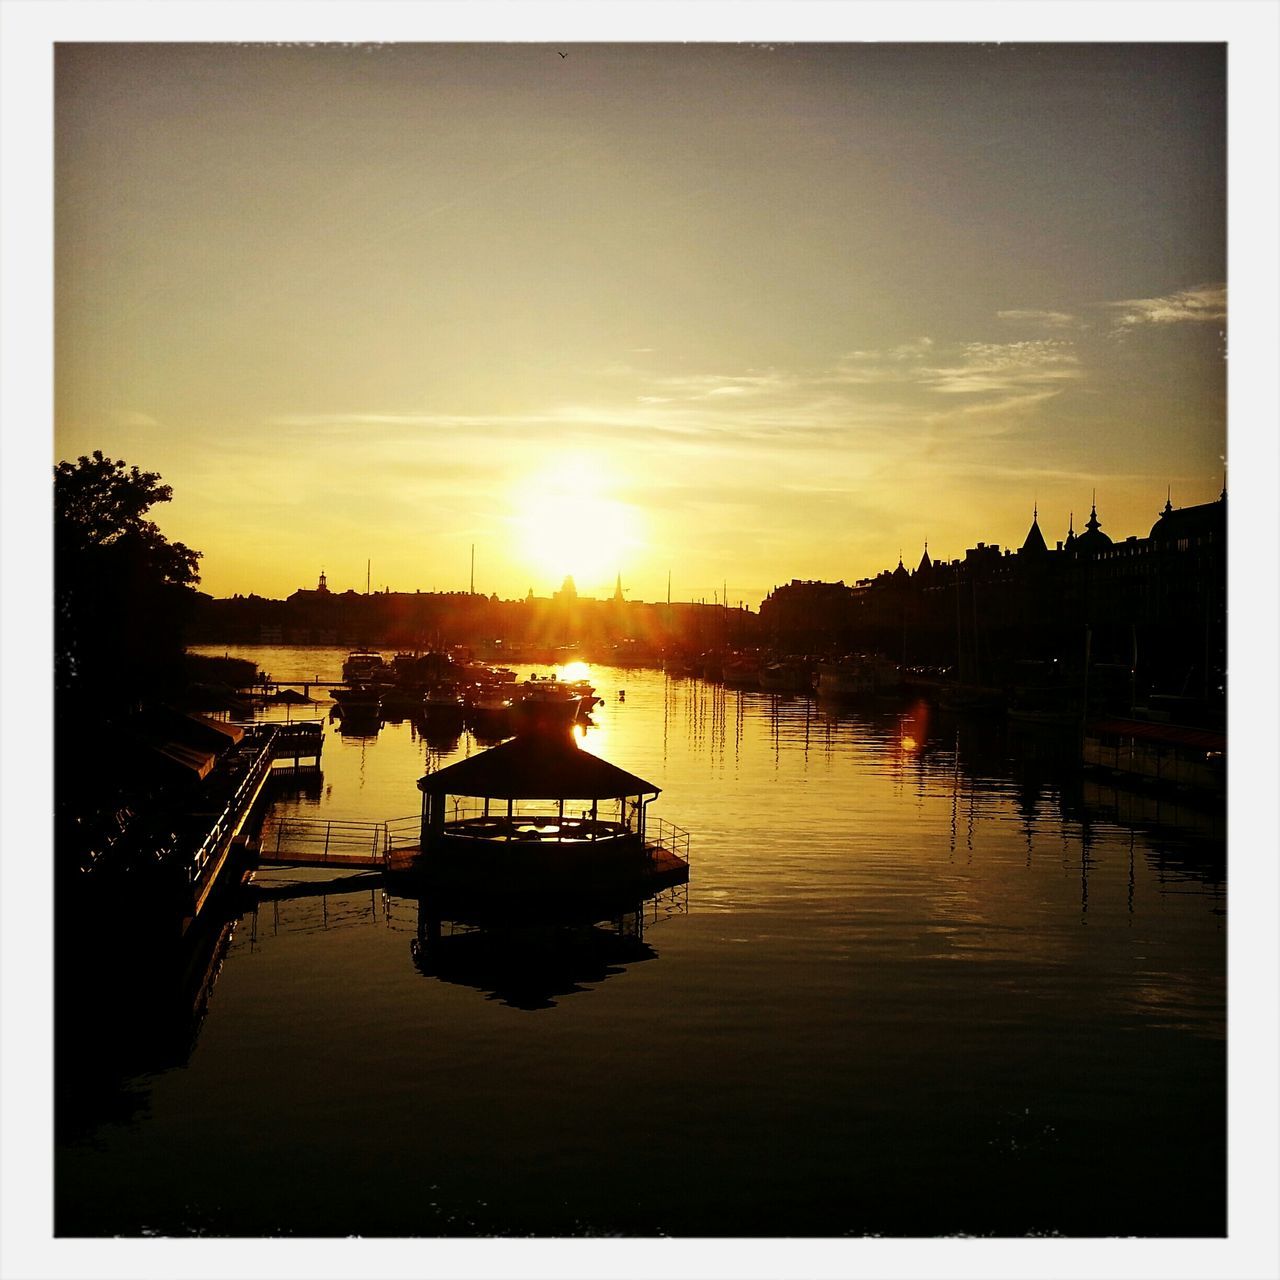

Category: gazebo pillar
[420, 793, 446, 849]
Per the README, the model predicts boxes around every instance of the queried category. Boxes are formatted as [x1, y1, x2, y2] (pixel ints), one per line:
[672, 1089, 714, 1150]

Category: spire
[1077, 494, 1112, 552]
[916, 540, 933, 574]
[1021, 504, 1047, 554]
[1164, 485, 1173, 515]
[613, 573, 624, 603]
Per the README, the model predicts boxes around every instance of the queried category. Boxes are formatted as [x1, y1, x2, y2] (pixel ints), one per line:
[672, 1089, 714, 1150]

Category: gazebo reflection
[409, 883, 686, 1011]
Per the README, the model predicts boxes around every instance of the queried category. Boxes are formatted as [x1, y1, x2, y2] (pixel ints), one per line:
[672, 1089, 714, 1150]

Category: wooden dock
[255, 814, 418, 872]
[183, 722, 326, 926]
[253, 813, 688, 888]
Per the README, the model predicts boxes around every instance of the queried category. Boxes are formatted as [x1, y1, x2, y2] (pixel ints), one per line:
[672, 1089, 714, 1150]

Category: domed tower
[1063, 512, 1076, 553]
[1074, 497, 1113, 556]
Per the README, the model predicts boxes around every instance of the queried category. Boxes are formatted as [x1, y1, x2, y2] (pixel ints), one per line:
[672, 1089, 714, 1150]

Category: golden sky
[55, 42, 1226, 606]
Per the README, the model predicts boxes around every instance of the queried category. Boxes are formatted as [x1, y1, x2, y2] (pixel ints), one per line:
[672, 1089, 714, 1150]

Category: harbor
[55, 650, 1225, 1238]
[35, 35, 1259, 1267]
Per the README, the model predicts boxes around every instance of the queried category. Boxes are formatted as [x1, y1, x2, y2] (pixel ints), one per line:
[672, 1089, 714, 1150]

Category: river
[55, 646, 1226, 1237]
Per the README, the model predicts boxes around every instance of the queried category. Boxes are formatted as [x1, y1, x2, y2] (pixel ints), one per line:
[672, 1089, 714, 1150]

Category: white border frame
[4, 5, 1276, 1279]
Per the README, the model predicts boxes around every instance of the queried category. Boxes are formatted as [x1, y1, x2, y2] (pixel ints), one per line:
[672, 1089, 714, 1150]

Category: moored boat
[330, 683, 382, 715]
[512, 677, 588, 732]
[815, 656, 900, 700]
[342, 649, 386, 685]
[1082, 716, 1225, 793]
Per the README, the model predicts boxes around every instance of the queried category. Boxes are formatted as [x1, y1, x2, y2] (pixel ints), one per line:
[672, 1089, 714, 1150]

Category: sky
[54, 42, 1227, 607]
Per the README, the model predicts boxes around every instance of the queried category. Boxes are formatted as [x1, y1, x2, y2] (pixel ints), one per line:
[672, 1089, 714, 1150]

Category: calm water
[56, 647, 1226, 1237]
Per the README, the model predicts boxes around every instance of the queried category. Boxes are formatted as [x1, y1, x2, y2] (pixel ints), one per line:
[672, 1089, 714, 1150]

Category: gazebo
[416, 732, 667, 889]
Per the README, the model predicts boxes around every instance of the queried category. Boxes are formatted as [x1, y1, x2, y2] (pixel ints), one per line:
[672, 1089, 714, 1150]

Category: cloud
[111, 410, 160, 428]
[1108, 283, 1226, 329]
[829, 338, 1081, 397]
[889, 337, 934, 360]
[923, 340, 1082, 395]
[258, 331, 1088, 507]
[996, 309, 1084, 330]
[640, 369, 797, 400]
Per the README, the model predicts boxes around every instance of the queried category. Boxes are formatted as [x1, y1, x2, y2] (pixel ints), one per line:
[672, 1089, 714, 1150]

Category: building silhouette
[759, 491, 1225, 705]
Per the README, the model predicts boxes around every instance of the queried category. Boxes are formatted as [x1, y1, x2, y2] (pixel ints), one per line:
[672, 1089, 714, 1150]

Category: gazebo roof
[417, 733, 661, 800]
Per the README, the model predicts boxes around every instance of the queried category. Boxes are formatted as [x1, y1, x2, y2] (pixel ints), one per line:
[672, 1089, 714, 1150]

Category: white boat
[814, 657, 900, 699]
[342, 649, 386, 684]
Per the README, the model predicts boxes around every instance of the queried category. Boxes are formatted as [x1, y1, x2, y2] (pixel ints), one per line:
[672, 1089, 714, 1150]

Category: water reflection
[408, 815, 688, 1006]
[63, 654, 1224, 1237]
[410, 904, 667, 1012]
[56, 910, 237, 1148]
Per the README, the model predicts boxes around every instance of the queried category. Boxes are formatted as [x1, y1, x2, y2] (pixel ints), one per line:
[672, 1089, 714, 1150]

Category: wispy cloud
[259, 333, 1089, 510]
[1108, 283, 1226, 329]
[624, 369, 797, 401]
[923, 340, 1082, 395]
[828, 338, 1081, 398]
[996, 308, 1084, 331]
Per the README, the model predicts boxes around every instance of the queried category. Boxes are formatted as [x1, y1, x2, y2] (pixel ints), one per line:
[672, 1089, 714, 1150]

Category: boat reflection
[410, 884, 686, 1011]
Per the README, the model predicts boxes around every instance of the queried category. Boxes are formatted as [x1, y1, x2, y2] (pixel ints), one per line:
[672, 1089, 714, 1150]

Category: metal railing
[259, 815, 389, 868]
[645, 816, 691, 863]
[187, 727, 281, 887]
[383, 816, 421, 859]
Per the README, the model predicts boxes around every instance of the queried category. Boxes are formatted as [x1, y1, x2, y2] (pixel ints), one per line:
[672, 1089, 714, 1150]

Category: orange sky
[55, 43, 1227, 606]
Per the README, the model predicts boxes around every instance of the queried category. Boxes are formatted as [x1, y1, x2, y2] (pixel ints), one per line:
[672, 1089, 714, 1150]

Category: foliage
[55, 451, 203, 712]
[54, 451, 200, 585]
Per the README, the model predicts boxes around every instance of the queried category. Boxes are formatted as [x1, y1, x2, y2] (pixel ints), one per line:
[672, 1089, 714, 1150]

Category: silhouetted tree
[55, 451, 202, 713]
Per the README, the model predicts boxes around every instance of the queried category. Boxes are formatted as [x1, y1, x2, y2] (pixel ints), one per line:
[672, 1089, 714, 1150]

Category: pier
[243, 677, 345, 700]
[250, 811, 690, 889]
[182, 721, 325, 925]
[255, 815, 419, 873]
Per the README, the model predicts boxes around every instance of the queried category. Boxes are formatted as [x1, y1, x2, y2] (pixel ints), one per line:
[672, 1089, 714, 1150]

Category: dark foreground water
[56, 648, 1226, 1237]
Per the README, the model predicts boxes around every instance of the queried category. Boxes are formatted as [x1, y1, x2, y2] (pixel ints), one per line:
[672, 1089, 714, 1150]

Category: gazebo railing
[443, 798, 634, 824]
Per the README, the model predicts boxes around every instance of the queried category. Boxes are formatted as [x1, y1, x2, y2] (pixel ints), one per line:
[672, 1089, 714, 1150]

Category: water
[56, 647, 1226, 1237]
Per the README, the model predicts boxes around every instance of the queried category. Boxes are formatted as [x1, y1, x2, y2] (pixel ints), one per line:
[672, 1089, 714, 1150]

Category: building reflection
[688, 684, 1225, 890]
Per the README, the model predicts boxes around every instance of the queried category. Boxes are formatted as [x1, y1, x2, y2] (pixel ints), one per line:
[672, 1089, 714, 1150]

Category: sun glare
[509, 459, 642, 592]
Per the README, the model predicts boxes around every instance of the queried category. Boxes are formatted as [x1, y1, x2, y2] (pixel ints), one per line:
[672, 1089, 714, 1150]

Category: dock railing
[257, 813, 421, 870]
[645, 816, 691, 865]
[260, 815, 386, 868]
[383, 816, 420, 862]
[187, 726, 281, 889]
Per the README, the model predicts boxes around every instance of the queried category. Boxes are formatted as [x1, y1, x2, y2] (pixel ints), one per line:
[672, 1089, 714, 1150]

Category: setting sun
[508, 459, 643, 592]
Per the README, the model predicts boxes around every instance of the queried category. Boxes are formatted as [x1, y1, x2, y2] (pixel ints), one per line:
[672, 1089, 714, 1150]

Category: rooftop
[418, 732, 660, 800]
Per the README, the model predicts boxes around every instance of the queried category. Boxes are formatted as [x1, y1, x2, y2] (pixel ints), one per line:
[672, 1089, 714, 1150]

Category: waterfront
[55, 646, 1226, 1237]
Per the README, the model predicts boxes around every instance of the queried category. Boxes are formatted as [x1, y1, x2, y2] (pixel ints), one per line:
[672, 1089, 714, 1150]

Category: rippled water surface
[56, 647, 1226, 1237]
